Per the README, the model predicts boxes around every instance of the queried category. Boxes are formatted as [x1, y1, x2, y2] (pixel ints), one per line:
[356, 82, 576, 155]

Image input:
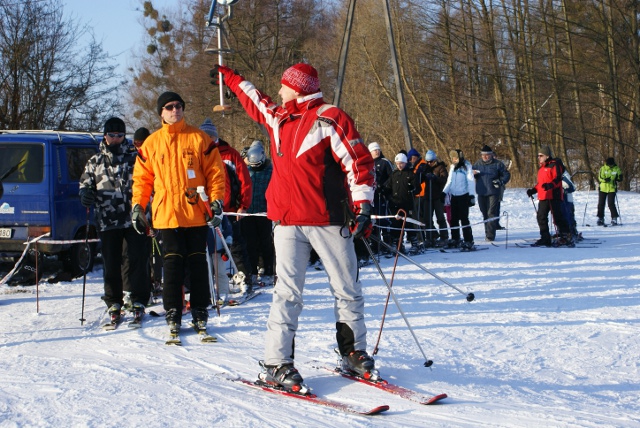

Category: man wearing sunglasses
[79, 117, 151, 324]
[526, 145, 573, 247]
[131, 91, 226, 334]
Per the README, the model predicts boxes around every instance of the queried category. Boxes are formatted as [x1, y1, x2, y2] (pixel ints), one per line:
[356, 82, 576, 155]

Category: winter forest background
[2, 0, 640, 189]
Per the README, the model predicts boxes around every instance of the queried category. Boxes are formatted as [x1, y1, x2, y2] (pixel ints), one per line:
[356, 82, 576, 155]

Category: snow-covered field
[1, 189, 639, 427]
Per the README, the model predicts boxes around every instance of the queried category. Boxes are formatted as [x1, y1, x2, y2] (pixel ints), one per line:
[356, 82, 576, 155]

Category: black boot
[259, 361, 307, 394]
[341, 350, 377, 379]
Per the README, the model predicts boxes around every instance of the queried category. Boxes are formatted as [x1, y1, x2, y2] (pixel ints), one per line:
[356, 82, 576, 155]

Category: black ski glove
[80, 188, 97, 207]
[132, 204, 148, 235]
[207, 199, 224, 227]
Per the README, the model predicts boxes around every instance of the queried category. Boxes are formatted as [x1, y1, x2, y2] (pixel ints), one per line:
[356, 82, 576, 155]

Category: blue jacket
[473, 158, 510, 196]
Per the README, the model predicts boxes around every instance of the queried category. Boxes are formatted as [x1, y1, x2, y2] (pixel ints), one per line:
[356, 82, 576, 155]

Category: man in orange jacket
[131, 91, 226, 331]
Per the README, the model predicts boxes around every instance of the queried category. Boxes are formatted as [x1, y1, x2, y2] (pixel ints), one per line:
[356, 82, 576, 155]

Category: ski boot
[532, 238, 552, 247]
[408, 242, 424, 255]
[191, 307, 209, 331]
[165, 308, 181, 333]
[108, 303, 122, 324]
[341, 350, 380, 381]
[611, 217, 619, 226]
[446, 239, 460, 249]
[596, 217, 605, 226]
[553, 234, 575, 248]
[433, 237, 447, 248]
[258, 361, 308, 394]
[131, 302, 145, 321]
[460, 241, 475, 251]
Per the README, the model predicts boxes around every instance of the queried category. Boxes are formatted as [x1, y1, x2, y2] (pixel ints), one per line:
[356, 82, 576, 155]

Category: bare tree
[0, 0, 120, 131]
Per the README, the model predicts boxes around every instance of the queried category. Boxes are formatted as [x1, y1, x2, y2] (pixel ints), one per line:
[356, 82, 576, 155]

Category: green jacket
[598, 164, 622, 193]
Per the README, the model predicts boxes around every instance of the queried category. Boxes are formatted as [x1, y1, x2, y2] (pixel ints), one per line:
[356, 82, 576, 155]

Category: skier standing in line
[367, 142, 394, 254]
[79, 117, 150, 322]
[131, 92, 226, 332]
[443, 149, 476, 250]
[472, 145, 510, 242]
[526, 145, 572, 247]
[596, 157, 623, 226]
[214, 63, 376, 392]
[422, 150, 449, 247]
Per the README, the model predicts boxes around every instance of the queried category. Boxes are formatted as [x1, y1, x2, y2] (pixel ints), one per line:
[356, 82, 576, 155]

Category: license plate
[0, 228, 13, 238]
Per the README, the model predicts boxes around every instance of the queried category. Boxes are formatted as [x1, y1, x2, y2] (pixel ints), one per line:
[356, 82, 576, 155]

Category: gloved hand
[468, 195, 476, 207]
[209, 65, 235, 86]
[352, 202, 372, 240]
[425, 173, 436, 181]
[132, 204, 148, 235]
[526, 188, 536, 197]
[542, 182, 554, 190]
[492, 179, 502, 189]
[206, 199, 224, 227]
[603, 177, 611, 183]
[80, 188, 97, 207]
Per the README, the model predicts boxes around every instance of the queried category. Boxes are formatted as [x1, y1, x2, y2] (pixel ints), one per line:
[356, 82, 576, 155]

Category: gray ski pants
[264, 225, 366, 366]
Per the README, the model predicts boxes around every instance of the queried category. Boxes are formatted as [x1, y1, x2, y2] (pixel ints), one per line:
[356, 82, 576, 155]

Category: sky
[1, 188, 640, 426]
[62, 0, 179, 77]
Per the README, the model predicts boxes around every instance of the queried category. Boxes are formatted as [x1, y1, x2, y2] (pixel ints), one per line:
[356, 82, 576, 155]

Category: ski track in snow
[1, 189, 639, 427]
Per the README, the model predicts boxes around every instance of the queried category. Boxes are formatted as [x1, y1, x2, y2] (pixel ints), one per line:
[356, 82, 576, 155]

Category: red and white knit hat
[281, 63, 320, 95]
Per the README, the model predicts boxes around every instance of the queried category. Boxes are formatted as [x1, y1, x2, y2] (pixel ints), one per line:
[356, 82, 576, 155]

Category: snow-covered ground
[1, 189, 639, 427]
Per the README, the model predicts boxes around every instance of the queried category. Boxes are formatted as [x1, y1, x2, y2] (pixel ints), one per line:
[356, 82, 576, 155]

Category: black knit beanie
[157, 92, 185, 115]
[133, 127, 150, 142]
[103, 117, 126, 135]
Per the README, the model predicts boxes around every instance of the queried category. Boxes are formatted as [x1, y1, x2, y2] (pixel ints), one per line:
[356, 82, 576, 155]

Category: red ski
[233, 378, 389, 416]
[326, 367, 447, 405]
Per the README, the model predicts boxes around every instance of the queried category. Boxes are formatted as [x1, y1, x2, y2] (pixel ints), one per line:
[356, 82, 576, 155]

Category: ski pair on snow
[165, 321, 217, 346]
[233, 365, 447, 416]
[101, 307, 144, 331]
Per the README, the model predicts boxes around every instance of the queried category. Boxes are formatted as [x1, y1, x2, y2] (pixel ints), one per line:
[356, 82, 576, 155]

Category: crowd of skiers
[367, 143, 510, 254]
[73, 60, 625, 396]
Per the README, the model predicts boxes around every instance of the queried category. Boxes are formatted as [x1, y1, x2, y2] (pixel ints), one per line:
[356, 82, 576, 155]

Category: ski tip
[363, 404, 390, 415]
[423, 393, 448, 405]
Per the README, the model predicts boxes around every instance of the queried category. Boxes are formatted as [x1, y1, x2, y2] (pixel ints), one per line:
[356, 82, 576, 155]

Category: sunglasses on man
[107, 133, 125, 138]
[163, 103, 184, 111]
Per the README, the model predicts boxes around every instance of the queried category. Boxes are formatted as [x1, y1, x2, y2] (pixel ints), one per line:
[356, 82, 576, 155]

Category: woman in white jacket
[442, 149, 476, 250]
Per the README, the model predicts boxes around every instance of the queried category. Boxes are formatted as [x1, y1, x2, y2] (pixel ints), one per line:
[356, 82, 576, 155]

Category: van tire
[63, 242, 94, 277]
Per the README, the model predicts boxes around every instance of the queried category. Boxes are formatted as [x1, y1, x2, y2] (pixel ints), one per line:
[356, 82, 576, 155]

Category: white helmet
[247, 144, 266, 167]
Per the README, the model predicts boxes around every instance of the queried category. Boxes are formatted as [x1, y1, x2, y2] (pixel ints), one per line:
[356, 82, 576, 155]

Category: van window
[67, 147, 97, 180]
[0, 144, 44, 183]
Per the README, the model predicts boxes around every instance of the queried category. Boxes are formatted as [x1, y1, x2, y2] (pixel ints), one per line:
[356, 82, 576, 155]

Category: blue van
[0, 130, 100, 281]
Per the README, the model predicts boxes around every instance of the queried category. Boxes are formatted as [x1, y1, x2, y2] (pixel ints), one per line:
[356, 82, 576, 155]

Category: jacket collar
[162, 118, 187, 134]
[283, 92, 324, 115]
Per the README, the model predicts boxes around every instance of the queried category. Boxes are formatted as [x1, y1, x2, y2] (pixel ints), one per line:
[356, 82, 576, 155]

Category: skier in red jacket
[215, 63, 376, 393]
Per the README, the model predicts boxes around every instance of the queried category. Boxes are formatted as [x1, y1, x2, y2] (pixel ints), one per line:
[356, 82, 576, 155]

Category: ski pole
[196, 186, 246, 287]
[79, 207, 90, 325]
[196, 186, 221, 313]
[369, 236, 475, 301]
[372, 212, 407, 356]
[530, 195, 537, 213]
[205, 240, 220, 316]
[581, 183, 591, 227]
[361, 238, 433, 368]
[615, 192, 622, 225]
